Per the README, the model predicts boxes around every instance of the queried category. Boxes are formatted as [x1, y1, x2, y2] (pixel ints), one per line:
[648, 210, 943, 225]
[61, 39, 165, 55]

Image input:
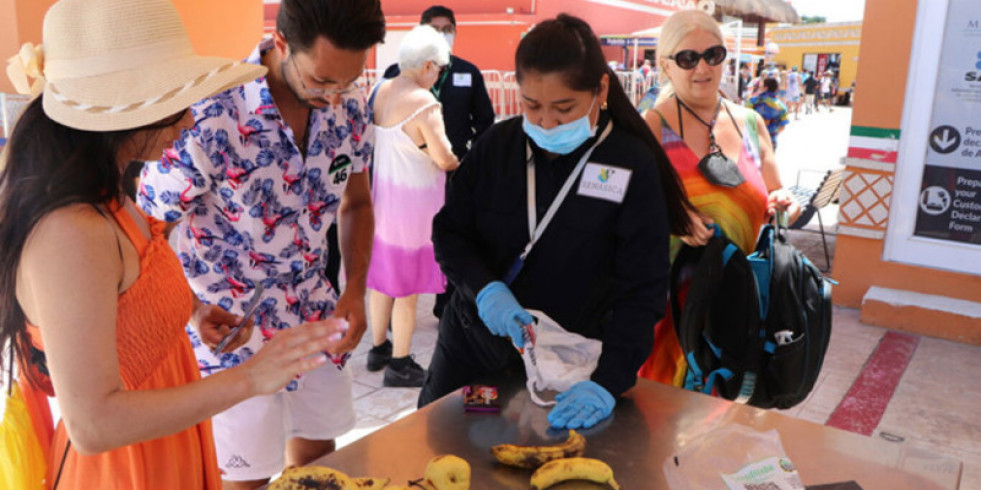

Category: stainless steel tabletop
[314, 378, 961, 489]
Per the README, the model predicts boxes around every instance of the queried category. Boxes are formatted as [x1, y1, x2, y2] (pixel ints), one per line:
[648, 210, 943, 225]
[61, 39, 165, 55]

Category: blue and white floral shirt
[138, 39, 372, 383]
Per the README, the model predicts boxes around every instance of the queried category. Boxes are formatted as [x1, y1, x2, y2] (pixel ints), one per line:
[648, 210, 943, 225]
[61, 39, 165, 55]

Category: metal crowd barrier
[1, 93, 32, 147]
[356, 68, 661, 119]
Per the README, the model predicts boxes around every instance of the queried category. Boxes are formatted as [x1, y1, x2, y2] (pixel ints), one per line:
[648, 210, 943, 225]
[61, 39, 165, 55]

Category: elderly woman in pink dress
[365, 25, 459, 387]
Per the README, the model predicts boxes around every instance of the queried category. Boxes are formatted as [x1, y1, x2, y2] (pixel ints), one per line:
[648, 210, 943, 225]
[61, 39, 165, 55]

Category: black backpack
[672, 224, 833, 409]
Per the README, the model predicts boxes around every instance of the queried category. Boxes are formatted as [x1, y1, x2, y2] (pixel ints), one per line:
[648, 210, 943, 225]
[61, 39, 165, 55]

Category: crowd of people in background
[611, 51, 854, 153]
[729, 60, 852, 148]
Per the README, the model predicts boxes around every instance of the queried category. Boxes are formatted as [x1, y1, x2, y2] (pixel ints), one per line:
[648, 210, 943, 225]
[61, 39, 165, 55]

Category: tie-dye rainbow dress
[638, 108, 769, 386]
[366, 102, 447, 297]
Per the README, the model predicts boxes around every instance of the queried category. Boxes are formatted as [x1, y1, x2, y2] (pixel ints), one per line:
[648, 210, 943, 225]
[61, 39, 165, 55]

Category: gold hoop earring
[601, 100, 608, 110]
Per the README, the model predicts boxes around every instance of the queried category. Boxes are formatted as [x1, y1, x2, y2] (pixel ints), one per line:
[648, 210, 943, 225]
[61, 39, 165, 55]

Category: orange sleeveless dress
[27, 203, 221, 489]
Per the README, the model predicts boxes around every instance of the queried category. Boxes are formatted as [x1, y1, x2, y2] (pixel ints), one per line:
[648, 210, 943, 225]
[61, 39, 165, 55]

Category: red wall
[263, 0, 686, 72]
[540, 0, 676, 36]
[381, 0, 536, 16]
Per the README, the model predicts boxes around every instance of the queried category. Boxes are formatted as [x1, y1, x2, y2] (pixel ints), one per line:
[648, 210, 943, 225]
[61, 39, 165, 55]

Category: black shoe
[366, 340, 392, 372]
[383, 355, 426, 388]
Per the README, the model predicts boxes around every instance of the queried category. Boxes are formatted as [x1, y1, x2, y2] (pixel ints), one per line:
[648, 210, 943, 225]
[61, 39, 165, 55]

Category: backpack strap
[672, 227, 766, 399]
[672, 230, 742, 393]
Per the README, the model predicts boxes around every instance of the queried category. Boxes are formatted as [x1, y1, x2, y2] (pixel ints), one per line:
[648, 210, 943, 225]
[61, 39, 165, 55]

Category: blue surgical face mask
[522, 97, 597, 155]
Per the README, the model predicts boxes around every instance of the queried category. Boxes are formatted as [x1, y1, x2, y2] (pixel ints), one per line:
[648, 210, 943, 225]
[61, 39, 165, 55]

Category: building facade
[769, 21, 861, 89]
[836, 0, 981, 345]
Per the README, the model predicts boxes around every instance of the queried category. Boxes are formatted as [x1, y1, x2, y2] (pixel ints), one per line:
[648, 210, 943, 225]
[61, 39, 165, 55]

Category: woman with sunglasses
[637, 9, 800, 386]
[419, 14, 693, 430]
[0, 0, 346, 488]
[365, 25, 458, 388]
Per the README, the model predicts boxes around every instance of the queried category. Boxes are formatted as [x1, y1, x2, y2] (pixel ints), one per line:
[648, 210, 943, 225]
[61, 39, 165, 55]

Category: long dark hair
[0, 96, 148, 387]
[515, 14, 694, 235]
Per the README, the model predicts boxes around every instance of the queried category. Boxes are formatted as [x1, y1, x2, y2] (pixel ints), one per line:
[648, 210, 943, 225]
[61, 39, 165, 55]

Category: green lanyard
[431, 61, 452, 99]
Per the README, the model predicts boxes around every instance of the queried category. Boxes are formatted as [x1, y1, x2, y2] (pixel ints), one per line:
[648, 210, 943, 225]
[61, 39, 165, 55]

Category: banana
[491, 430, 587, 469]
[268, 465, 356, 490]
[529, 457, 620, 490]
[351, 476, 391, 489]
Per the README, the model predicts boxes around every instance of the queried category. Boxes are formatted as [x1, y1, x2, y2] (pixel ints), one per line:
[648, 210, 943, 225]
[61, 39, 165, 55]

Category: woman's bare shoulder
[723, 101, 759, 128]
[407, 86, 438, 106]
[25, 204, 116, 257]
[724, 100, 752, 116]
[642, 107, 663, 135]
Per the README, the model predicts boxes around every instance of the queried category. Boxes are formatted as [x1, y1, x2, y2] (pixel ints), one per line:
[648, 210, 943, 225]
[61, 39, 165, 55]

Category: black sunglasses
[668, 45, 728, 70]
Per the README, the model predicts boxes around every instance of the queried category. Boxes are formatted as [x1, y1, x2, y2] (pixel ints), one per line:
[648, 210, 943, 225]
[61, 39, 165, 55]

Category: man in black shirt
[803, 70, 819, 114]
[382, 6, 496, 319]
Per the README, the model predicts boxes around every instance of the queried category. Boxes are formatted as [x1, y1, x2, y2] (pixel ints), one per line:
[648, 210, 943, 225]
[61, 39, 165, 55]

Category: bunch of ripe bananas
[491, 430, 620, 489]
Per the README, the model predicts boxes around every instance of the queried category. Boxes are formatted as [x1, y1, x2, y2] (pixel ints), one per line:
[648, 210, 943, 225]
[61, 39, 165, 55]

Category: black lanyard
[675, 96, 743, 149]
[676, 96, 747, 188]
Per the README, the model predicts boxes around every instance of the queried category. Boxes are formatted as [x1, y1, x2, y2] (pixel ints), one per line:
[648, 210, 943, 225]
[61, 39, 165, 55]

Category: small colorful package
[462, 385, 500, 412]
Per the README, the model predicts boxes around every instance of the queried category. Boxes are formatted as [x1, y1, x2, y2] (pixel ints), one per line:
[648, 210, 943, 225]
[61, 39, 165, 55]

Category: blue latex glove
[475, 281, 533, 348]
[547, 380, 616, 429]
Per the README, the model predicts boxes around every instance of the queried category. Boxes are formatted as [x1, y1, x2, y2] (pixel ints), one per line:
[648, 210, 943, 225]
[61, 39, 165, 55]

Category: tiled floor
[344, 290, 981, 489]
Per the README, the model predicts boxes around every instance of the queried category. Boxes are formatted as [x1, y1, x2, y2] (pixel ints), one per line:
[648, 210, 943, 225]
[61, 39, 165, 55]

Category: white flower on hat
[6, 42, 46, 96]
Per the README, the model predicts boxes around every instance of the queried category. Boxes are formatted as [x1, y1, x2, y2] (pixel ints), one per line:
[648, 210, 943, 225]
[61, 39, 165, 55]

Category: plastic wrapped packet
[663, 423, 805, 490]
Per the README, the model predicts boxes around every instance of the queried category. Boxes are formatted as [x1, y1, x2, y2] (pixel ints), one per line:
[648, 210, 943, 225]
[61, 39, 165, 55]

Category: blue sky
[789, 0, 866, 23]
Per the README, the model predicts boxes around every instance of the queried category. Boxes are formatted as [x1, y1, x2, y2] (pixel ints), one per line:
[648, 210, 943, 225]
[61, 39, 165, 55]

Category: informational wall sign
[913, 0, 981, 245]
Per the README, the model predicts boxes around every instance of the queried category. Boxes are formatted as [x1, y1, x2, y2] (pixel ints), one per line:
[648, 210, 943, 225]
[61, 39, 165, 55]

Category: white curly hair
[398, 25, 450, 72]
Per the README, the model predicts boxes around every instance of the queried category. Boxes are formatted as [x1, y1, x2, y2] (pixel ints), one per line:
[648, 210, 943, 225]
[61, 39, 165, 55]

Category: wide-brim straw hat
[6, 0, 266, 131]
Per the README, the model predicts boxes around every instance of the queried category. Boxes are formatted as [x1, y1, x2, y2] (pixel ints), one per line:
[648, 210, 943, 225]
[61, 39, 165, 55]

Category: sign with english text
[914, 0, 981, 245]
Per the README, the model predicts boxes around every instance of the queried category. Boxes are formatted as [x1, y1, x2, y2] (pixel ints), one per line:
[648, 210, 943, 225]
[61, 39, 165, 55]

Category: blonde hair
[655, 10, 726, 104]
[398, 25, 451, 72]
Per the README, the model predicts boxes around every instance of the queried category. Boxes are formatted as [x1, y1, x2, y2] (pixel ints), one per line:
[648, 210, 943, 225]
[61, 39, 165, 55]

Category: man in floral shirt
[137, 1, 384, 487]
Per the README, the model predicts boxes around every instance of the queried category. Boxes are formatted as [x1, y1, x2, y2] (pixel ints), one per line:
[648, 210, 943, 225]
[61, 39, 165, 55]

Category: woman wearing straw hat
[0, 0, 349, 488]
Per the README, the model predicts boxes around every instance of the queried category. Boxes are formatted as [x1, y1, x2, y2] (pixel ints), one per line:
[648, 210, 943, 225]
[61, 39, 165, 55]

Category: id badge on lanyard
[502, 123, 614, 285]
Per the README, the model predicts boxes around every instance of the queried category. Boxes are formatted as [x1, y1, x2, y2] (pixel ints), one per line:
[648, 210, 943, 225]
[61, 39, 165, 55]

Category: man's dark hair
[277, 0, 385, 52]
[763, 77, 779, 92]
[421, 5, 456, 26]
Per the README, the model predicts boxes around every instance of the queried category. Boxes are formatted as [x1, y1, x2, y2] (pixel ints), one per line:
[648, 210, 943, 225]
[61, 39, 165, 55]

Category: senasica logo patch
[966, 51, 981, 82]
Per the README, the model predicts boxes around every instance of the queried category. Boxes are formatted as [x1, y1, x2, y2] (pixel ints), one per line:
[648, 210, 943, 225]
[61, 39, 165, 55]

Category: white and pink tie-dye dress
[366, 101, 448, 297]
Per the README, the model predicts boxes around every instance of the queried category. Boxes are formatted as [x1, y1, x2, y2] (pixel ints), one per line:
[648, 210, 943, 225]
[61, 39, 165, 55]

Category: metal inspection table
[311, 378, 961, 489]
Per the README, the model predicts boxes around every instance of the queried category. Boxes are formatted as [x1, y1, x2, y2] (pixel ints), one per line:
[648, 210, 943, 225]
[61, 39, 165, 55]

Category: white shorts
[212, 363, 356, 481]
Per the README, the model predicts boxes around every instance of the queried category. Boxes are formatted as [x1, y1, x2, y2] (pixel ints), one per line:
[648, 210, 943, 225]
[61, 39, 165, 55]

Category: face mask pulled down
[519, 310, 602, 407]
[522, 98, 597, 155]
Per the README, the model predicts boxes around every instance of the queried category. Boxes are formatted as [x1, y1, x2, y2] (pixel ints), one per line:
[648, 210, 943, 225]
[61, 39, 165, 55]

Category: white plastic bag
[520, 310, 602, 407]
